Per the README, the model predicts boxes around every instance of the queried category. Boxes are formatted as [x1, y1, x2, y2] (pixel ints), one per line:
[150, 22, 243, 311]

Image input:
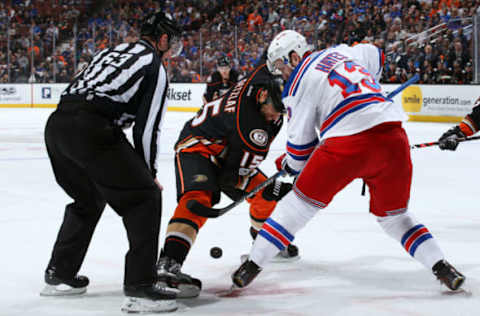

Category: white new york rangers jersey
[282, 43, 408, 173]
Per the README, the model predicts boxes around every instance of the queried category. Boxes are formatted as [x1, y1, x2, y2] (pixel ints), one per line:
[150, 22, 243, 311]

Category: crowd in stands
[0, 0, 478, 85]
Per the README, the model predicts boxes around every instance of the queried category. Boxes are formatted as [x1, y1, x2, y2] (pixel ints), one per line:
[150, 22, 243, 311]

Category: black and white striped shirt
[63, 39, 168, 177]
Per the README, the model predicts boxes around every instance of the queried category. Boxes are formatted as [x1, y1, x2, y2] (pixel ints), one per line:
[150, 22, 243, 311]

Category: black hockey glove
[438, 126, 465, 151]
[262, 180, 292, 201]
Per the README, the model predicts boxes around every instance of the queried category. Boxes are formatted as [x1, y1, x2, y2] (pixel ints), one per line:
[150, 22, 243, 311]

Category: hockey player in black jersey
[156, 59, 296, 298]
[41, 12, 181, 313]
[202, 55, 241, 103]
[438, 96, 480, 150]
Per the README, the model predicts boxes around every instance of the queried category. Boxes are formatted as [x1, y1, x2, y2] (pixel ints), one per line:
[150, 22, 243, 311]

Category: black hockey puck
[210, 246, 223, 259]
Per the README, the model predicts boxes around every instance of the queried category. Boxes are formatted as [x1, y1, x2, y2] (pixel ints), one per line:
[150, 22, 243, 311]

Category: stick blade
[186, 200, 221, 218]
[216, 285, 243, 298]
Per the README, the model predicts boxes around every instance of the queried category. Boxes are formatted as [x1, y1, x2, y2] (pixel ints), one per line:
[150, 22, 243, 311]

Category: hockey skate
[40, 267, 89, 296]
[122, 283, 177, 313]
[248, 228, 300, 263]
[432, 260, 465, 291]
[156, 256, 202, 298]
[271, 244, 300, 262]
[240, 244, 300, 263]
[232, 259, 262, 288]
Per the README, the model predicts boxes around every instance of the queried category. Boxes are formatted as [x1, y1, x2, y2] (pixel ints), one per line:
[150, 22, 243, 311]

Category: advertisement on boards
[166, 83, 206, 110]
[33, 84, 68, 107]
[0, 83, 477, 122]
[0, 85, 30, 106]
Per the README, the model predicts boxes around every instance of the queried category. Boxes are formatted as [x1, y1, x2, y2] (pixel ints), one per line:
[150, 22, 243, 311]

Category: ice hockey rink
[1, 109, 479, 316]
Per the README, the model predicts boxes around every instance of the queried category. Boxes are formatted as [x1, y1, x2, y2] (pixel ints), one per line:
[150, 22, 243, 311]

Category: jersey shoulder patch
[249, 129, 269, 147]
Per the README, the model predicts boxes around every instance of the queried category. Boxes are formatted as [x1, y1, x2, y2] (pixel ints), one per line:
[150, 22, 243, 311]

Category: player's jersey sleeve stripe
[287, 139, 319, 150]
[320, 93, 388, 137]
[286, 139, 318, 161]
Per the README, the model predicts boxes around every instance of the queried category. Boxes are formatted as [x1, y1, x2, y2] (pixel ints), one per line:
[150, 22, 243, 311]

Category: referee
[41, 12, 181, 313]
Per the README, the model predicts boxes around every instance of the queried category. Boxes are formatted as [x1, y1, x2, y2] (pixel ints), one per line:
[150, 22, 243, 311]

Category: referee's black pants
[44, 102, 161, 286]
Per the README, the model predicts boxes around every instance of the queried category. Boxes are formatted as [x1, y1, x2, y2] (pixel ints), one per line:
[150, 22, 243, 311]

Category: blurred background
[0, 0, 479, 85]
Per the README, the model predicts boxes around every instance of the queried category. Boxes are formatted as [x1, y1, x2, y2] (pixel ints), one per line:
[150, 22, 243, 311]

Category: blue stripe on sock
[265, 218, 294, 241]
[409, 233, 433, 256]
[401, 224, 424, 246]
[258, 229, 286, 251]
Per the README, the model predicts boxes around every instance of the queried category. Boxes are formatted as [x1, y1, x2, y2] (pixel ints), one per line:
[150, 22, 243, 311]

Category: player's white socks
[250, 191, 319, 267]
[377, 211, 444, 269]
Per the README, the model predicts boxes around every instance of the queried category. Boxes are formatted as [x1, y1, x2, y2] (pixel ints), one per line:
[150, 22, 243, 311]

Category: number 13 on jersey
[327, 61, 381, 98]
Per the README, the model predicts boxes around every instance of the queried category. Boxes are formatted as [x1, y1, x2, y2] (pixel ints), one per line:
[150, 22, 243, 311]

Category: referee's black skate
[40, 267, 89, 296]
[232, 259, 262, 288]
[157, 256, 202, 298]
[122, 283, 177, 313]
[432, 260, 465, 291]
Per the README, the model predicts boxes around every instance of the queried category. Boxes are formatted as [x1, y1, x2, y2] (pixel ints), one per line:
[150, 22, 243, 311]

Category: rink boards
[0, 83, 478, 122]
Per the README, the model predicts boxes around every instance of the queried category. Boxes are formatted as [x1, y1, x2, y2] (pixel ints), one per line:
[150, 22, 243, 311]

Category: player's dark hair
[254, 80, 285, 113]
[268, 80, 285, 113]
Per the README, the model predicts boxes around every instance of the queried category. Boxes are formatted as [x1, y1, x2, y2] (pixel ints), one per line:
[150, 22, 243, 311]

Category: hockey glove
[262, 180, 292, 201]
[438, 126, 465, 151]
[275, 153, 298, 176]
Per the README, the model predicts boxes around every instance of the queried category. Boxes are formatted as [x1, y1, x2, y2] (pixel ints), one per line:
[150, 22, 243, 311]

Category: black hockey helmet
[217, 55, 231, 68]
[141, 11, 182, 43]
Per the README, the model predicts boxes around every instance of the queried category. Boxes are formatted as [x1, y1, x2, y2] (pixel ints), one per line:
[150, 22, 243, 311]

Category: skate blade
[40, 284, 87, 296]
[121, 297, 177, 313]
[270, 254, 301, 263]
[156, 281, 198, 299]
[177, 284, 201, 299]
[216, 285, 243, 298]
[155, 281, 181, 295]
[442, 288, 473, 297]
[240, 254, 301, 263]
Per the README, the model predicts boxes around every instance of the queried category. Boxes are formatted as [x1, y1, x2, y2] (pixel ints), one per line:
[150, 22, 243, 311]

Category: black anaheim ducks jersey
[469, 101, 480, 127]
[203, 69, 241, 102]
[176, 64, 283, 185]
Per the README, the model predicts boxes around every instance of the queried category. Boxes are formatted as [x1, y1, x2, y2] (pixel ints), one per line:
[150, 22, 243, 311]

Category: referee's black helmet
[141, 12, 182, 42]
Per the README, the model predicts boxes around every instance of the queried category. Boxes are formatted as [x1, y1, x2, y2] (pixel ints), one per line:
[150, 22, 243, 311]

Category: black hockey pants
[44, 100, 161, 286]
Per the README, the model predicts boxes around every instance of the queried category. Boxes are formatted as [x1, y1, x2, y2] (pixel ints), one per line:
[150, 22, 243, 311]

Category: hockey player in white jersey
[232, 30, 465, 292]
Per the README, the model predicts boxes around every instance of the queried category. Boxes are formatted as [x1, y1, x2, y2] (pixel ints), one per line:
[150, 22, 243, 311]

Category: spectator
[0, 0, 477, 84]
[448, 39, 470, 68]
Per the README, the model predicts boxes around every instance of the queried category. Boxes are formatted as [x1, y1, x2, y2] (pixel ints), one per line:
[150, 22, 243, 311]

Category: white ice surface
[1, 109, 479, 316]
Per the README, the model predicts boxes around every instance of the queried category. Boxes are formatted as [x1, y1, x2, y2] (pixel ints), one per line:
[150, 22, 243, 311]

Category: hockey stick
[187, 170, 286, 218]
[386, 73, 420, 99]
[411, 135, 480, 149]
